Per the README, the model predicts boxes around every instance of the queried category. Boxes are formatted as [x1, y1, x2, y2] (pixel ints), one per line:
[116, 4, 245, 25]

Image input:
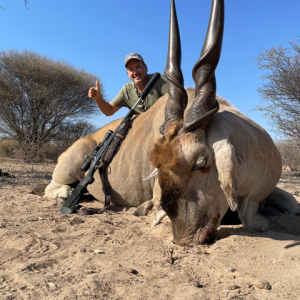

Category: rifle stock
[59, 184, 87, 214]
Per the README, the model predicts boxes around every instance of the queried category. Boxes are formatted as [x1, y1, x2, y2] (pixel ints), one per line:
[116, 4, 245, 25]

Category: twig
[156, 238, 175, 264]
[28, 179, 44, 201]
[25, 0, 30, 10]
[156, 238, 166, 255]
[168, 246, 175, 264]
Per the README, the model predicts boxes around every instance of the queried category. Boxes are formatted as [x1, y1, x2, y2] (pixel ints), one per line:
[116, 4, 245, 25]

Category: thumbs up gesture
[88, 81, 101, 101]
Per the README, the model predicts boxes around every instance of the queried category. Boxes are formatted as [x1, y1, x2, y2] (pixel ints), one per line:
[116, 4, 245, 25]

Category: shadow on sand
[217, 212, 300, 244]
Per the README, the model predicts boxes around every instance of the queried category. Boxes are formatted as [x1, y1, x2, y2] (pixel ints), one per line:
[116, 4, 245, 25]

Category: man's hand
[88, 80, 120, 116]
[88, 81, 101, 101]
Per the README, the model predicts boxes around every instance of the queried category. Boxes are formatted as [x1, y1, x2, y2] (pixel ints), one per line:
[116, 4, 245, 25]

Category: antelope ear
[150, 136, 166, 169]
[214, 141, 238, 211]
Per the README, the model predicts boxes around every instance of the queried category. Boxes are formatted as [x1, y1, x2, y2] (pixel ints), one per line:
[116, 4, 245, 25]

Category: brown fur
[43, 89, 298, 245]
[197, 212, 220, 244]
[150, 134, 191, 218]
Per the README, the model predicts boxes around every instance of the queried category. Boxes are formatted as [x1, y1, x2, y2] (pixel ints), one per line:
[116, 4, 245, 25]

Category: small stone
[264, 283, 272, 290]
[255, 281, 265, 289]
[231, 268, 236, 272]
[70, 217, 85, 226]
[255, 281, 271, 290]
[227, 284, 239, 290]
[47, 282, 57, 291]
[242, 283, 252, 288]
[194, 281, 202, 288]
[94, 250, 105, 254]
[127, 268, 138, 274]
[39, 217, 44, 220]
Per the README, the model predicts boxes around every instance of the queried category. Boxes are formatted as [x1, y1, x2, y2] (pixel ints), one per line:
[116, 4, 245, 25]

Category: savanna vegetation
[255, 38, 300, 174]
[1, 39, 300, 173]
[0, 49, 103, 165]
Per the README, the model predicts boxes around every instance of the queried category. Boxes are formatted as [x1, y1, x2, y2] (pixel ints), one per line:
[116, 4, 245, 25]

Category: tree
[0, 121, 98, 165]
[255, 38, 300, 142]
[0, 49, 104, 162]
[276, 138, 300, 174]
[1, 1, 29, 10]
[52, 121, 98, 150]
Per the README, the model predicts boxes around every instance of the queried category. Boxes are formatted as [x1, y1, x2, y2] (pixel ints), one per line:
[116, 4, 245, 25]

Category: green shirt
[111, 73, 168, 115]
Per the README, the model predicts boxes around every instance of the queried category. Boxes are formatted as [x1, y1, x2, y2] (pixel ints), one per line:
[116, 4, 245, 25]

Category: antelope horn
[142, 168, 158, 181]
[183, 0, 224, 132]
[160, 0, 188, 137]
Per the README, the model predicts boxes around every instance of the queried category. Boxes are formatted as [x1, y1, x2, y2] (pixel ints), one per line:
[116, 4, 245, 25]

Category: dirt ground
[0, 158, 300, 300]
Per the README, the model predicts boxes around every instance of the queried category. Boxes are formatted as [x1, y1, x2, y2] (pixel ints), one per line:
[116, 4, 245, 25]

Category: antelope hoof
[151, 210, 167, 227]
[134, 201, 154, 217]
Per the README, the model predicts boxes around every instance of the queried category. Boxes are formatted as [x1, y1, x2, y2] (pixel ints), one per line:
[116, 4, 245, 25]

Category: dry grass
[0, 157, 54, 193]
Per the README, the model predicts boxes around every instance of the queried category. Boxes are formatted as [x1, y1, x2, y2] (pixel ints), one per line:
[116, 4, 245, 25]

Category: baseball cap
[124, 53, 145, 68]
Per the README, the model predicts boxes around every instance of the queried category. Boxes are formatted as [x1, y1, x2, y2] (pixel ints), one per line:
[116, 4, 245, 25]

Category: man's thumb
[96, 80, 99, 90]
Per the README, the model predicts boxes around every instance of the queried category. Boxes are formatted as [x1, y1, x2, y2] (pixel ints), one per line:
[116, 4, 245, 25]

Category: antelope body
[44, 0, 298, 245]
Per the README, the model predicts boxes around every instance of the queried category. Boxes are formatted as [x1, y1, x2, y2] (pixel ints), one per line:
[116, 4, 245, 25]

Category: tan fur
[44, 90, 297, 245]
[149, 92, 295, 244]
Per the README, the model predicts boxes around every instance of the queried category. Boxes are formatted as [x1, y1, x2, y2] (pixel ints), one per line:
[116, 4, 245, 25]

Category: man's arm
[88, 81, 121, 116]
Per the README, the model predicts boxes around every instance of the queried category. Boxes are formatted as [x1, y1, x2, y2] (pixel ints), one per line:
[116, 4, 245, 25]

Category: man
[88, 53, 168, 116]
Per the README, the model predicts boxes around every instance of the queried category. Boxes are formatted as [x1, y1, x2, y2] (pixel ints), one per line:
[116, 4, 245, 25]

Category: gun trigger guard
[94, 161, 103, 170]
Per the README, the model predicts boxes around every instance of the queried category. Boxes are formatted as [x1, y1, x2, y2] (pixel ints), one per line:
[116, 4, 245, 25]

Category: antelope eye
[193, 158, 207, 171]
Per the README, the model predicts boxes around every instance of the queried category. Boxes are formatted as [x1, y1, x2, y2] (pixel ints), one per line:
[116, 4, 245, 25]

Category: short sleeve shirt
[111, 73, 168, 115]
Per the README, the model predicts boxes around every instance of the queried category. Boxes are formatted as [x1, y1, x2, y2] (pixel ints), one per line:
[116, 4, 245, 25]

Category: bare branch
[275, 138, 300, 174]
[24, 0, 29, 10]
[0, 1, 30, 10]
[156, 238, 175, 264]
[0, 49, 103, 163]
[254, 37, 300, 140]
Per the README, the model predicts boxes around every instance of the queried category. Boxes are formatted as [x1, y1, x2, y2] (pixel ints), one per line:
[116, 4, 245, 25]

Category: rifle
[60, 72, 161, 214]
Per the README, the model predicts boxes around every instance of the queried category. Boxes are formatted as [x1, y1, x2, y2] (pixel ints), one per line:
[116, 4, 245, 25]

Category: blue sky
[1, 0, 299, 139]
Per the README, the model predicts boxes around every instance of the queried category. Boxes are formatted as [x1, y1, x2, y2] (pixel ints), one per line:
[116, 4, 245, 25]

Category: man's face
[126, 59, 148, 85]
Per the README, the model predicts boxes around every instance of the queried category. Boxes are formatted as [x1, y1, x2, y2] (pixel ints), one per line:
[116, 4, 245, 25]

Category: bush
[0, 49, 103, 163]
[276, 138, 300, 174]
[0, 140, 20, 158]
[0, 139, 67, 163]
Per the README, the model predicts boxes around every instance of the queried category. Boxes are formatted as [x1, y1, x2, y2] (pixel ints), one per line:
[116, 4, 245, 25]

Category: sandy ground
[0, 158, 300, 300]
